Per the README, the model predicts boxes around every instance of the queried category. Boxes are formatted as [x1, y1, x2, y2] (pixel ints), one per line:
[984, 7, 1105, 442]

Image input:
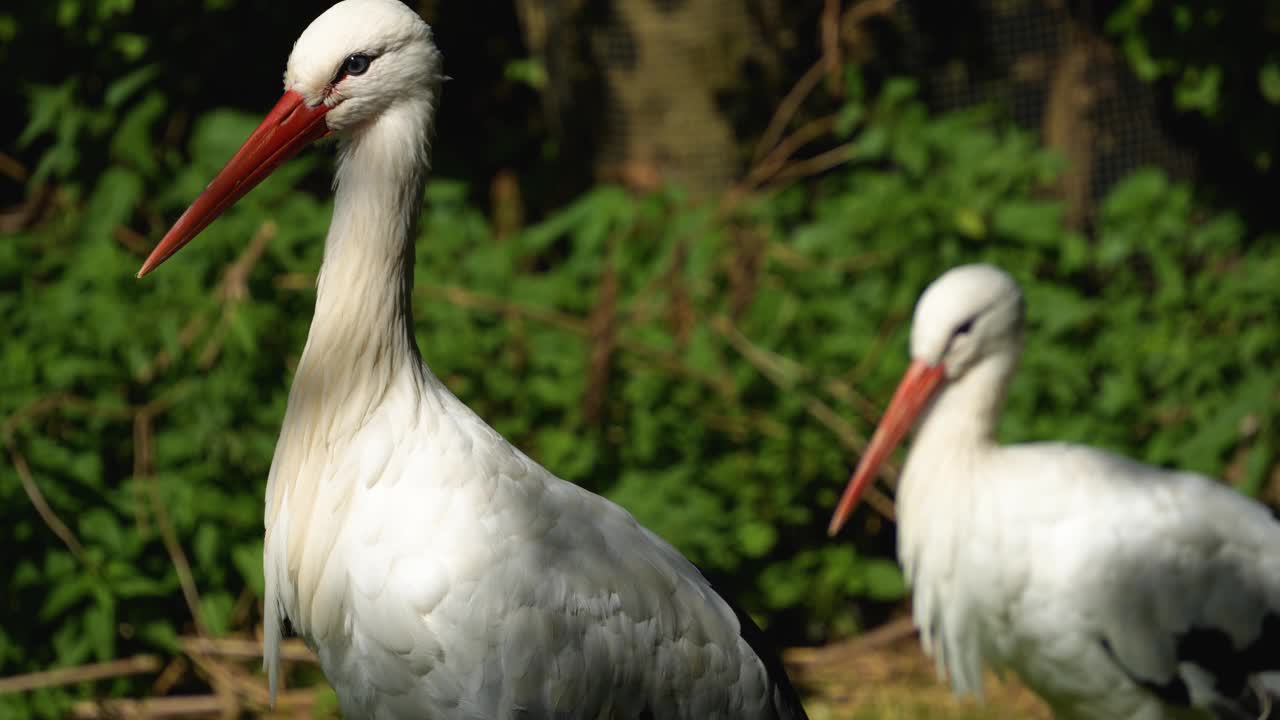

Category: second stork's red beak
[828, 359, 946, 536]
[137, 90, 331, 278]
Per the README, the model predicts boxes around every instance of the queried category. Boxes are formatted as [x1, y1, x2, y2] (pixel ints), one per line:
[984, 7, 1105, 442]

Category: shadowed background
[2, 0, 1279, 717]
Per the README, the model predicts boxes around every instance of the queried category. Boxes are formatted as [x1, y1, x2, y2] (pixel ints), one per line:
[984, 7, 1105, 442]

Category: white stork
[137, 1, 808, 718]
[828, 263, 1280, 720]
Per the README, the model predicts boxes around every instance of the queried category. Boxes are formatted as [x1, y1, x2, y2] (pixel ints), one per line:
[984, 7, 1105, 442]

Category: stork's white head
[286, 0, 442, 134]
[909, 263, 1025, 380]
[137, 0, 442, 277]
[828, 263, 1025, 535]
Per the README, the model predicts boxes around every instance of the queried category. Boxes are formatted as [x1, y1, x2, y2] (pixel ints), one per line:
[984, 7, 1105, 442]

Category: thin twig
[71, 689, 319, 719]
[806, 401, 897, 520]
[421, 283, 588, 334]
[217, 221, 277, 304]
[584, 250, 618, 423]
[138, 220, 279, 380]
[1, 393, 129, 442]
[845, 310, 905, 391]
[822, 0, 843, 96]
[71, 695, 235, 719]
[735, 0, 899, 206]
[6, 442, 88, 565]
[0, 152, 28, 182]
[417, 283, 738, 398]
[765, 242, 883, 275]
[138, 314, 210, 383]
[742, 115, 838, 190]
[181, 645, 244, 719]
[427, 282, 889, 494]
[0, 655, 161, 693]
[822, 376, 888, 430]
[3, 394, 136, 570]
[784, 615, 916, 667]
[150, 656, 189, 697]
[0, 183, 54, 233]
[840, 0, 899, 43]
[710, 315, 898, 521]
[135, 409, 209, 638]
[751, 61, 827, 165]
[764, 141, 857, 188]
[181, 637, 315, 664]
[115, 226, 152, 255]
[198, 220, 280, 369]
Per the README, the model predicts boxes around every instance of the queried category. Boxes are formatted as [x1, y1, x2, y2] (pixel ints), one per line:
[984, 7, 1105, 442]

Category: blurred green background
[2, 0, 1279, 717]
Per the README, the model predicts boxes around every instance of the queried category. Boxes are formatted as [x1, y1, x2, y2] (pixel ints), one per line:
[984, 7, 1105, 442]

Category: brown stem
[135, 410, 209, 638]
[0, 655, 160, 693]
[6, 443, 89, 565]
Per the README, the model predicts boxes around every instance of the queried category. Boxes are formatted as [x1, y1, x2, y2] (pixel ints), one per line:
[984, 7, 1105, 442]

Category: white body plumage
[831, 264, 1280, 720]
[266, 362, 798, 718]
[141, 1, 806, 718]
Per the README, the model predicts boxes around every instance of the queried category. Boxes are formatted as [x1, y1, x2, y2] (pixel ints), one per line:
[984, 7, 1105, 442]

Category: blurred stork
[138, 1, 808, 718]
[829, 263, 1280, 720]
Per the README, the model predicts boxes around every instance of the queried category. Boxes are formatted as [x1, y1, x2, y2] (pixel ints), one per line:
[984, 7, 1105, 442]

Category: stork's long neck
[897, 349, 1019, 547]
[291, 98, 439, 443]
[912, 350, 1017, 460]
[895, 350, 1020, 696]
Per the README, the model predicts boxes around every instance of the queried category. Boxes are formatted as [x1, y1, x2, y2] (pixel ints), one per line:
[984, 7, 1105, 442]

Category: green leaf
[850, 125, 888, 160]
[104, 65, 159, 109]
[1260, 62, 1280, 105]
[110, 92, 166, 172]
[737, 522, 777, 558]
[41, 576, 91, 620]
[834, 102, 865, 138]
[199, 592, 235, 636]
[1174, 65, 1222, 115]
[861, 559, 906, 601]
[81, 167, 143, 241]
[231, 541, 265, 597]
[83, 589, 117, 660]
[19, 81, 76, 149]
[992, 201, 1064, 246]
[139, 621, 180, 652]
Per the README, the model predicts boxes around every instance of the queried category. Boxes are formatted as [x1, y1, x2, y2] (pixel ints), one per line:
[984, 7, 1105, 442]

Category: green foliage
[5, 45, 1280, 720]
[1107, 0, 1280, 171]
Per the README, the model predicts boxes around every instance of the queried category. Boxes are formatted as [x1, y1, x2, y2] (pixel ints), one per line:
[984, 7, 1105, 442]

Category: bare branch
[0, 655, 161, 693]
[751, 61, 827, 165]
[71, 689, 319, 719]
[0, 152, 28, 182]
[822, 0, 843, 96]
[765, 142, 857, 188]
[6, 442, 88, 565]
[1, 394, 129, 442]
[784, 616, 916, 668]
[419, 283, 588, 334]
[181, 637, 315, 664]
[71, 695, 234, 719]
[135, 410, 208, 638]
[741, 116, 838, 191]
[710, 315, 897, 521]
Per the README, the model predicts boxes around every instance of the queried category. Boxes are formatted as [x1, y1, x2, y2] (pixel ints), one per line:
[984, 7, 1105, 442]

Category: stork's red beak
[828, 359, 945, 536]
[137, 90, 331, 278]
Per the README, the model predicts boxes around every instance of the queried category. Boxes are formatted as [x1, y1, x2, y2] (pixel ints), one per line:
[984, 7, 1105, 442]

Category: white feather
[237, 2, 807, 718]
[885, 264, 1280, 719]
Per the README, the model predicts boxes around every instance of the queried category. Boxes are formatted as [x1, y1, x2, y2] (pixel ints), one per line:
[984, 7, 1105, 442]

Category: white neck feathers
[915, 351, 1016, 455]
[293, 97, 438, 446]
[262, 96, 439, 697]
[893, 348, 1019, 693]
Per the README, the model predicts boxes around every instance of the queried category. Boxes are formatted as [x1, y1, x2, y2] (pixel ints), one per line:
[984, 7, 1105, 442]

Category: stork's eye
[341, 53, 372, 77]
[954, 317, 976, 337]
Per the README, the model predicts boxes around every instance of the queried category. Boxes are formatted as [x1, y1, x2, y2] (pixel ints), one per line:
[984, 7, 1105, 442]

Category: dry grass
[785, 620, 1052, 720]
[4, 620, 1053, 719]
